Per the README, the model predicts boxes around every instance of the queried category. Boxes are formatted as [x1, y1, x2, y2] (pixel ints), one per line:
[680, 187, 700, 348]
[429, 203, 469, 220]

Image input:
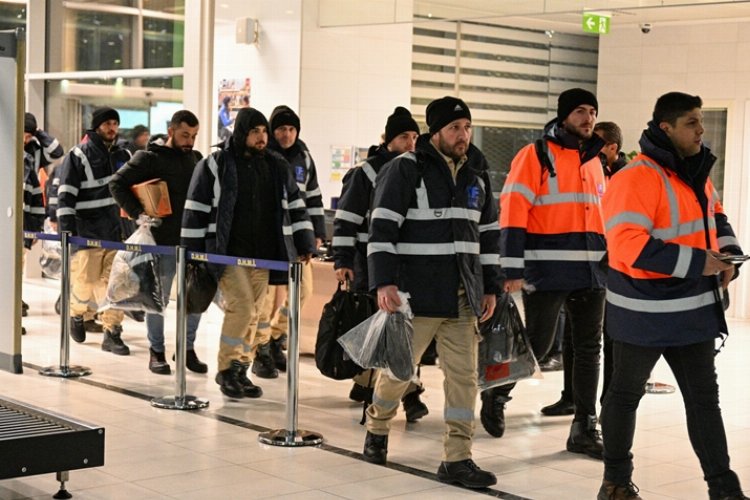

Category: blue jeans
[601, 339, 737, 493]
[146, 254, 201, 352]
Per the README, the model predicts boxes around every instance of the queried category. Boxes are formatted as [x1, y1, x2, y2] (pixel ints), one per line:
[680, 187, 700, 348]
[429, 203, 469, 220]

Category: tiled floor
[2, 276, 749, 499]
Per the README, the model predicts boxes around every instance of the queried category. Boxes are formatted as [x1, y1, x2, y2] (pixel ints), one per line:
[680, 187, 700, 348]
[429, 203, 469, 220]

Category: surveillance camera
[145, 91, 153, 97]
[640, 23, 651, 34]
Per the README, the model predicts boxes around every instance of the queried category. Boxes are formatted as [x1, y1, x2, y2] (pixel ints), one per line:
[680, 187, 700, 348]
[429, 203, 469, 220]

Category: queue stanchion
[152, 246, 209, 410]
[40, 231, 92, 378]
[259, 260, 323, 447]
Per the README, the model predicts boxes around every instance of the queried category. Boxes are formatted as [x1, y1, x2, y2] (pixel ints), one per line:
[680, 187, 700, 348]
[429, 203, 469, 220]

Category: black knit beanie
[91, 107, 120, 130]
[269, 105, 301, 134]
[384, 107, 420, 146]
[557, 88, 598, 124]
[24, 113, 37, 134]
[426, 96, 471, 135]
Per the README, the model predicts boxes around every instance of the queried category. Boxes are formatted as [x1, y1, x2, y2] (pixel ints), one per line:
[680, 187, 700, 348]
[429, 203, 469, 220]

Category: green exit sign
[582, 13, 610, 34]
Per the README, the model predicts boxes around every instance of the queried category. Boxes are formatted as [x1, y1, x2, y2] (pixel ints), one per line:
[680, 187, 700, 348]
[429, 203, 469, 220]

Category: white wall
[299, 0, 414, 208]
[597, 21, 750, 318]
[212, 0, 303, 140]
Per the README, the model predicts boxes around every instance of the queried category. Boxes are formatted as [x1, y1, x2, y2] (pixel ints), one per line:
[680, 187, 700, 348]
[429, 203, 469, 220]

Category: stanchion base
[258, 429, 324, 447]
[39, 365, 92, 378]
[150, 395, 210, 410]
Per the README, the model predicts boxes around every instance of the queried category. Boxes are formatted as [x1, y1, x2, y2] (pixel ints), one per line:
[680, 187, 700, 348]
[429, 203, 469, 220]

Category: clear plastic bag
[104, 217, 165, 314]
[478, 293, 540, 391]
[39, 219, 62, 280]
[337, 291, 414, 381]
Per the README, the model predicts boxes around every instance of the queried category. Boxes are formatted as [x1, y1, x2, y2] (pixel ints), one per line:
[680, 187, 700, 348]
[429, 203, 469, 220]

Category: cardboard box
[131, 178, 172, 218]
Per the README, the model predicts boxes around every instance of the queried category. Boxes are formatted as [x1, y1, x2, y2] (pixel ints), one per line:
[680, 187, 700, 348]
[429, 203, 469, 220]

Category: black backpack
[315, 283, 376, 380]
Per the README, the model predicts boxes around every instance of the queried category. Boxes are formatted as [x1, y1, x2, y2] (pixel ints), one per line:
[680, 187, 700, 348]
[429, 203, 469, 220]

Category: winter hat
[384, 106, 420, 145]
[269, 105, 301, 133]
[24, 113, 37, 134]
[426, 96, 471, 135]
[91, 107, 120, 130]
[556, 88, 598, 123]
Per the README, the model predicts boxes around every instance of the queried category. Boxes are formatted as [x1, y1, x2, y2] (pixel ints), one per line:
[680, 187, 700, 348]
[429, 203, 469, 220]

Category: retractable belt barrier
[23, 230, 324, 445]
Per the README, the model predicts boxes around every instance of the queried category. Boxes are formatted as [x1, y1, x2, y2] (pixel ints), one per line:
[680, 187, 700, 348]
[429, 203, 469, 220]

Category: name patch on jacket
[467, 185, 480, 209]
[294, 165, 306, 183]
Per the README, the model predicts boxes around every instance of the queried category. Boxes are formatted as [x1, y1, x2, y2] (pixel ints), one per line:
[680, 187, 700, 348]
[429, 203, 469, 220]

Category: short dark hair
[653, 92, 702, 126]
[593, 121, 623, 152]
[170, 110, 199, 128]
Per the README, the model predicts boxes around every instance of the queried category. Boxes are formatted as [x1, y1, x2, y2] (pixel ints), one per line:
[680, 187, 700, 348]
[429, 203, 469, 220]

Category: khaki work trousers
[254, 260, 313, 348]
[366, 295, 478, 462]
[70, 248, 124, 330]
[217, 265, 269, 371]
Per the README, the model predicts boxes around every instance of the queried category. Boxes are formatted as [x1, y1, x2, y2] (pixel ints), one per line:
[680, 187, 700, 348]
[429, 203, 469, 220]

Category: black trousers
[601, 339, 738, 493]
[492, 287, 605, 420]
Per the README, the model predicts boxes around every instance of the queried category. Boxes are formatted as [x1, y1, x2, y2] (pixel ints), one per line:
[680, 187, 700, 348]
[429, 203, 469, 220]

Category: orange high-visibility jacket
[603, 149, 741, 346]
[500, 131, 607, 291]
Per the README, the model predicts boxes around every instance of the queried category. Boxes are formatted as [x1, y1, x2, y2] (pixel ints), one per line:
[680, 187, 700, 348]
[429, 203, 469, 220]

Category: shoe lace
[463, 459, 480, 472]
[610, 481, 639, 499]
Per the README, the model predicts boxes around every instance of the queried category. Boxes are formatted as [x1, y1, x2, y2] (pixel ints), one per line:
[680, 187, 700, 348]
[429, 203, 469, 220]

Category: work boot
[149, 348, 171, 375]
[70, 316, 86, 343]
[83, 319, 103, 333]
[362, 431, 388, 464]
[402, 388, 429, 422]
[567, 415, 603, 459]
[101, 325, 130, 356]
[21, 326, 26, 335]
[541, 392, 575, 416]
[708, 470, 748, 499]
[349, 383, 374, 404]
[21, 300, 28, 317]
[186, 350, 208, 374]
[436, 459, 497, 489]
[251, 344, 279, 379]
[419, 339, 438, 365]
[215, 361, 245, 398]
[480, 388, 509, 438]
[237, 362, 263, 398]
[538, 352, 563, 372]
[597, 480, 642, 499]
[269, 337, 287, 372]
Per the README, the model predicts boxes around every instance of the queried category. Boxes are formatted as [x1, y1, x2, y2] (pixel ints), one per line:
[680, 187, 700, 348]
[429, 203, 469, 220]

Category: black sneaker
[402, 389, 429, 422]
[21, 326, 26, 335]
[70, 316, 86, 343]
[597, 479, 642, 499]
[437, 459, 497, 489]
[480, 389, 508, 438]
[215, 362, 246, 398]
[567, 415, 603, 460]
[21, 300, 29, 317]
[541, 396, 575, 416]
[252, 345, 279, 379]
[349, 383, 374, 404]
[270, 338, 287, 372]
[362, 431, 388, 464]
[538, 353, 563, 372]
[237, 362, 263, 398]
[83, 319, 103, 333]
[149, 348, 171, 375]
[101, 326, 130, 356]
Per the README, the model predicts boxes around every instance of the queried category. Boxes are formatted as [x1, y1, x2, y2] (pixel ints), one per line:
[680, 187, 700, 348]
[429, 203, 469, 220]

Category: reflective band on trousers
[524, 249, 605, 262]
[606, 289, 718, 313]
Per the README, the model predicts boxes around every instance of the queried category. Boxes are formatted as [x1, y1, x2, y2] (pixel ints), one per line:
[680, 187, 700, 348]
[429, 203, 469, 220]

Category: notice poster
[330, 145, 354, 182]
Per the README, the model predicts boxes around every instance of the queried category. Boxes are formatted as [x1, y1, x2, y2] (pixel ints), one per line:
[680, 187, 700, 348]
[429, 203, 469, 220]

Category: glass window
[473, 125, 543, 195]
[142, 15, 183, 88]
[66, 10, 133, 71]
[703, 109, 727, 200]
[0, 2, 26, 31]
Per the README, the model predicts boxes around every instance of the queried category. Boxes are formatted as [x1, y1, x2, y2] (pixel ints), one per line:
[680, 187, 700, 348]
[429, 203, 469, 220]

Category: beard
[563, 121, 593, 141]
[243, 144, 266, 158]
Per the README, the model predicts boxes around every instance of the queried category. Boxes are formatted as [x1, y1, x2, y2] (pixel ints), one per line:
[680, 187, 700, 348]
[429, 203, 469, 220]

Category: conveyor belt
[0, 396, 105, 480]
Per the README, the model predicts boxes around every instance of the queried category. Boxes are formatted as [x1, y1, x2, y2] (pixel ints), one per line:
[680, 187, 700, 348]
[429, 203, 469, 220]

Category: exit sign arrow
[582, 12, 611, 34]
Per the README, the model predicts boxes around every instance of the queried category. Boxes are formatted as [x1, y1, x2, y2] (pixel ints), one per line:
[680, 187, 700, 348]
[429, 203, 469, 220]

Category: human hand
[377, 285, 401, 312]
[503, 279, 524, 293]
[479, 294, 496, 322]
[702, 250, 733, 276]
[335, 267, 354, 283]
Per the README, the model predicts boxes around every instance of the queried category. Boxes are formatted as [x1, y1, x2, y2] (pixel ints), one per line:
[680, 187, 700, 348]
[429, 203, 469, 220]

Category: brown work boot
[597, 480, 642, 499]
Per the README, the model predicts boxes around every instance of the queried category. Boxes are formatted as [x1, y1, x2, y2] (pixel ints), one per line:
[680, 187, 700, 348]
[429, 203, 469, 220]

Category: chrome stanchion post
[259, 260, 323, 447]
[40, 231, 92, 377]
[152, 246, 208, 410]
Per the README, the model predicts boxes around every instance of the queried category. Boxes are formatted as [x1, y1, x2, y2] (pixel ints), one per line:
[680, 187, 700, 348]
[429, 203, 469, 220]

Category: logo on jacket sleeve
[294, 165, 306, 183]
[467, 185, 480, 209]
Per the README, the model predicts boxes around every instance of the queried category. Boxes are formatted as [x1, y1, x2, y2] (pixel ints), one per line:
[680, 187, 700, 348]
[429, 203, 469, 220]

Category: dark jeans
[492, 288, 605, 420]
[601, 339, 736, 491]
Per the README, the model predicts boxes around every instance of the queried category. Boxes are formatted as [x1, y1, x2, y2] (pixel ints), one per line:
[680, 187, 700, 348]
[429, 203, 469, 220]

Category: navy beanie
[270, 105, 301, 134]
[426, 96, 471, 135]
[384, 106, 420, 145]
[91, 107, 120, 130]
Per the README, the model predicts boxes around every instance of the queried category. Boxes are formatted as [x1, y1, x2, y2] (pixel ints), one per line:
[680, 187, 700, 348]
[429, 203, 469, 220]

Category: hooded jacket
[110, 142, 202, 246]
[56, 131, 132, 241]
[368, 134, 502, 318]
[22, 153, 44, 249]
[333, 144, 399, 292]
[500, 119, 607, 291]
[603, 122, 742, 346]
[181, 111, 315, 282]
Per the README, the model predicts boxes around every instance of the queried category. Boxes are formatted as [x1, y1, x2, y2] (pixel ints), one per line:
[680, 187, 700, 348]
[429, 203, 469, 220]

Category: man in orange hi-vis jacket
[482, 88, 607, 461]
[598, 92, 746, 500]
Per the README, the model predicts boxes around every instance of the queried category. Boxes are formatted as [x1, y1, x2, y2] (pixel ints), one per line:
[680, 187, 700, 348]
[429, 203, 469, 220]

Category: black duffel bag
[315, 282, 375, 380]
[186, 262, 219, 314]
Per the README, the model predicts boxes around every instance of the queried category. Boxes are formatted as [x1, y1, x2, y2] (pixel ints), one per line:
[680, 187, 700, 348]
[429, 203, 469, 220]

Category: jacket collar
[543, 118, 605, 165]
[415, 133, 488, 173]
[639, 121, 716, 188]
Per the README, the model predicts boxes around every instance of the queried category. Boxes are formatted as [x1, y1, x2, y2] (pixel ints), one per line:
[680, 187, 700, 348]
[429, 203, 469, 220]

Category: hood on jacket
[231, 107, 269, 157]
[640, 120, 716, 187]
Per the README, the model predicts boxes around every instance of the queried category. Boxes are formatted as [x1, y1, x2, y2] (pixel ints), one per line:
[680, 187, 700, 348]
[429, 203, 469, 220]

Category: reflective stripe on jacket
[603, 151, 740, 346]
[500, 127, 607, 291]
